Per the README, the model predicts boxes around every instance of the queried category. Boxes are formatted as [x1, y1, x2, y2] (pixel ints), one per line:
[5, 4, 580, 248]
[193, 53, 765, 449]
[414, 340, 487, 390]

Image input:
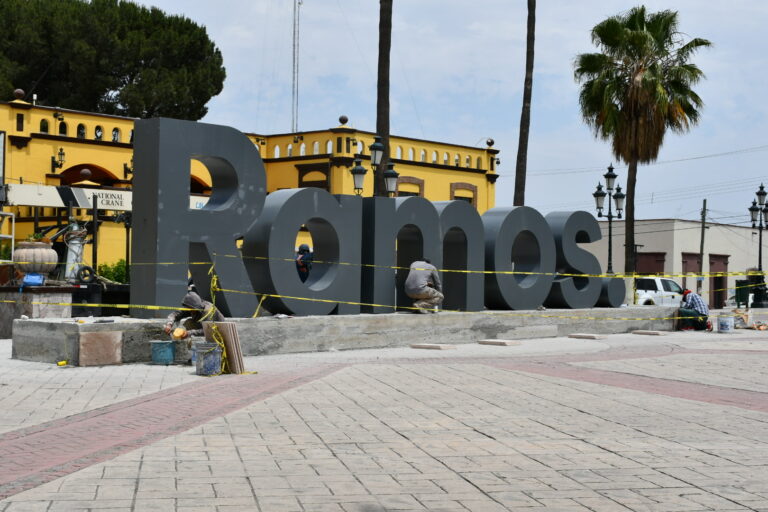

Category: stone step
[478, 339, 521, 346]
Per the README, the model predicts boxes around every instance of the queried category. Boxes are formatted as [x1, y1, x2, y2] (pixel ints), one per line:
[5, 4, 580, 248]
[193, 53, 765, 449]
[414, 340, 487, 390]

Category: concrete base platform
[11, 306, 677, 364]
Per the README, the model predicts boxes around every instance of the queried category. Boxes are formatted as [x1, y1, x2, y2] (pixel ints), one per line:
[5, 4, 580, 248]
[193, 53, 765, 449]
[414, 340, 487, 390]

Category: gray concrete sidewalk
[1, 330, 768, 511]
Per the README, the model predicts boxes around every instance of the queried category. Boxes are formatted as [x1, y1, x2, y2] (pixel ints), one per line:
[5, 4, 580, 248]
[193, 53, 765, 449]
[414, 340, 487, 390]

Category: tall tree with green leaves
[513, 0, 535, 206]
[375, 0, 392, 197]
[574, 6, 710, 273]
[0, 0, 225, 120]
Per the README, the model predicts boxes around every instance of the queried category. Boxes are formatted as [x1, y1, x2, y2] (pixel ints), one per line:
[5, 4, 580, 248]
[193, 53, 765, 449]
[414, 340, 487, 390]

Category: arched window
[274, 145, 281, 158]
[476, 157, 483, 169]
[357, 141, 363, 154]
[396, 146, 403, 159]
[450, 182, 478, 207]
[408, 148, 415, 160]
[454, 154, 460, 166]
[287, 144, 293, 156]
[94, 125, 103, 140]
[431, 151, 438, 164]
[299, 142, 306, 156]
[326, 140, 333, 153]
[39, 119, 49, 133]
[77, 124, 86, 138]
[112, 128, 120, 142]
[313, 141, 320, 155]
[58, 122, 68, 136]
[129, 130, 134, 143]
[420, 149, 426, 162]
[443, 152, 449, 165]
[465, 155, 471, 167]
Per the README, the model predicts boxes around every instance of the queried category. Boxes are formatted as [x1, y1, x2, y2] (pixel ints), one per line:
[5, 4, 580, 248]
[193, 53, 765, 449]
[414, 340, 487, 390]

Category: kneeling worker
[678, 289, 710, 330]
[405, 258, 444, 313]
[164, 285, 225, 338]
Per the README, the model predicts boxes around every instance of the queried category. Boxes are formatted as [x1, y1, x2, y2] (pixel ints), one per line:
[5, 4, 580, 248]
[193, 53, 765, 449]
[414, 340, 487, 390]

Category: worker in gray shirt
[404, 258, 444, 313]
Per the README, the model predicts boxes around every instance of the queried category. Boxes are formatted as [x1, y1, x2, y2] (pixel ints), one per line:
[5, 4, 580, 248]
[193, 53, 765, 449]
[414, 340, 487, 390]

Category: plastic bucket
[718, 316, 735, 333]
[151, 341, 175, 365]
[195, 342, 221, 376]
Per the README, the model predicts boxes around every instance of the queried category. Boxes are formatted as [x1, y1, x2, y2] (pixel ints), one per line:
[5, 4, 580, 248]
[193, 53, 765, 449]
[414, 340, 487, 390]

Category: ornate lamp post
[749, 184, 768, 307]
[592, 164, 625, 274]
[349, 136, 398, 197]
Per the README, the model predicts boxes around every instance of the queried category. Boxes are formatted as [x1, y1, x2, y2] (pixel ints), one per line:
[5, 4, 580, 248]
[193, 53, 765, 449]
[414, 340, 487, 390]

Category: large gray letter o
[483, 207, 555, 310]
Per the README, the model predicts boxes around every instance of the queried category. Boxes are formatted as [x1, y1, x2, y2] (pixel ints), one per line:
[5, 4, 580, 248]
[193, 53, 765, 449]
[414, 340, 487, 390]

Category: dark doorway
[636, 252, 666, 275]
[709, 254, 729, 309]
[681, 252, 701, 291]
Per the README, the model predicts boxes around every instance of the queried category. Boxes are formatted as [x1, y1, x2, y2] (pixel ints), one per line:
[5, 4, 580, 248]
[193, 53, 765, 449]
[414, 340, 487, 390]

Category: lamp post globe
[593, 183, 606, 215]
[349, 159, 367, 196]
[613, 186, 625, 217]
[369, 136, 384, 167]
[603, 163, 617, 191]
[383, 163, 399, 197]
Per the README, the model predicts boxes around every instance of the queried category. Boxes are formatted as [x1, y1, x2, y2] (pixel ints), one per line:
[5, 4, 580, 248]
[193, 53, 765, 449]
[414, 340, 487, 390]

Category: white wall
[584, 219, 764, 306]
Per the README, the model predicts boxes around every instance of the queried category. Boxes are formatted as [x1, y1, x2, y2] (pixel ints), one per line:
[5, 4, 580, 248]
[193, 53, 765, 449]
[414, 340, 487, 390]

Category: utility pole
[698, 198, 706, 294]
[291, 0, 303, 133]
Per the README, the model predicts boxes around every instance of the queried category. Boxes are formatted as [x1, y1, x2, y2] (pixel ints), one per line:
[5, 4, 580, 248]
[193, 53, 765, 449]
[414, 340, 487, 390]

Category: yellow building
[1, 93, 499, 272]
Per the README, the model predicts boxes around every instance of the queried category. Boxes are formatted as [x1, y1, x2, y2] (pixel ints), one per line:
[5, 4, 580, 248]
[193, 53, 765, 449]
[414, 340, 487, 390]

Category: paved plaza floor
[1, 328, 767, 511]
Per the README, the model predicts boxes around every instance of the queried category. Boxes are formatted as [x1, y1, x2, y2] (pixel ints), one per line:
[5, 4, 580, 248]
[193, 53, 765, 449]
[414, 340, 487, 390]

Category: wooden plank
[410, 344, 457, 350]
[631, 330, 666, 336]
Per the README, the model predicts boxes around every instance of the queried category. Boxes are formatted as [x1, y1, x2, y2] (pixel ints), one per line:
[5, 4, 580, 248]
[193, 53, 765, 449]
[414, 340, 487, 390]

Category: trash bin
[194, 342, 221, 376]
[735, 279, 749, 307]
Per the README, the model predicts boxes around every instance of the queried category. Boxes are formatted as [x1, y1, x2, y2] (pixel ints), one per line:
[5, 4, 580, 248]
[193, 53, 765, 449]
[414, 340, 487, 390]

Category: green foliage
[0, 241, 11, 261]
[574, 6, 711, 164]
[98, 259, 128, 283]
[0, 0, 225, 120]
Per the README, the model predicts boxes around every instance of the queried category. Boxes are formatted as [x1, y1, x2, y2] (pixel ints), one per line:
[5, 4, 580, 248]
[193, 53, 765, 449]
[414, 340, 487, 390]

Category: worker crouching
[404, 259, 444, 314]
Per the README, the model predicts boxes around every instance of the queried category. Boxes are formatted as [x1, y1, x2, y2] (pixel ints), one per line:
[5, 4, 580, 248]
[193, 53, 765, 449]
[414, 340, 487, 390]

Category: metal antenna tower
[292, 0, 302, 133]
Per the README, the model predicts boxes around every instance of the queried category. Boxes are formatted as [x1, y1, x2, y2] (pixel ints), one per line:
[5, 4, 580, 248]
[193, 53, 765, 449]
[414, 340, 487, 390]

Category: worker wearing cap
[678, 289, 710, 330]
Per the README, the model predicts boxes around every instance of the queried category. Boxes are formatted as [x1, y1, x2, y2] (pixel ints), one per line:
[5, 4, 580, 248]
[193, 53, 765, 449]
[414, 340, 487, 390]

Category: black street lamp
[592, 164, 624, 274]
[51, 147, 65, 173]
[749, 184, 768, 307]
[349, 136, 398, 197]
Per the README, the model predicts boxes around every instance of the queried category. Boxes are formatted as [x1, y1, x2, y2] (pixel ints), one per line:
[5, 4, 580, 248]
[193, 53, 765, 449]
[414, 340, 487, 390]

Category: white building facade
[587, 219, 765, 309]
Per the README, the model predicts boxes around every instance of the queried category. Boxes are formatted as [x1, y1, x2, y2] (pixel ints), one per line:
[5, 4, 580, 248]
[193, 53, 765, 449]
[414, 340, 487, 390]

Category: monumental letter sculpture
[131, 118, 625, 316]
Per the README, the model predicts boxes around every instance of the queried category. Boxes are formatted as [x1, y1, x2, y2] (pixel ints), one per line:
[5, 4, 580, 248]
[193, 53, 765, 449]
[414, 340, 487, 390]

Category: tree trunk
[375, 0, 393, 196]
[513, 0, 535, 206]
[624, 158, 638, 275]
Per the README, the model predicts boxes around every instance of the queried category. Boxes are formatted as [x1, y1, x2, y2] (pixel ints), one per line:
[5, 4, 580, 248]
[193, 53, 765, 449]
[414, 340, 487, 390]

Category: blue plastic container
[151, 341, 175, 365]
[195, 342, 221, 376]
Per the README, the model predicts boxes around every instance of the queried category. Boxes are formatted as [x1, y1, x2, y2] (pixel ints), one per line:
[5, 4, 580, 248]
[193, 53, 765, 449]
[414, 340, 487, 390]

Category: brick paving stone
[2, 332, 768, 510]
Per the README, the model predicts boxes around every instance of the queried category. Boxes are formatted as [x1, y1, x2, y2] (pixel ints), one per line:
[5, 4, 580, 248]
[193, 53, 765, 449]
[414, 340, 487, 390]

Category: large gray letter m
[131, 118, 266, 317]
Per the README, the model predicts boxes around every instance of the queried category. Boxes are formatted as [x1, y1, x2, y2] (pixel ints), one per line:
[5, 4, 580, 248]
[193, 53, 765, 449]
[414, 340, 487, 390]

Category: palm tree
[514, 0, 535, 206]
[574, 6, 710, 273]
[375, 0, 392, 196]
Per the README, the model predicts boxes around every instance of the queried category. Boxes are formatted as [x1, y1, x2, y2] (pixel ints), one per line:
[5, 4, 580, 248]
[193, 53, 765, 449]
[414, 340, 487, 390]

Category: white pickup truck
[635, 277, 684, 306]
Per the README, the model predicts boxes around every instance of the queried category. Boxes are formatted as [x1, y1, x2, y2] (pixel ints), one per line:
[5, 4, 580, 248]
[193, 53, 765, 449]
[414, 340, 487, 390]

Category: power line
[497, 143, 768, 177]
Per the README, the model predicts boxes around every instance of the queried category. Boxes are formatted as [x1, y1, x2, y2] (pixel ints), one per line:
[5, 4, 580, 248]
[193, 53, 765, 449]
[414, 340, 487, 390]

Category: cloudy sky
[142, 0, 767, 225]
